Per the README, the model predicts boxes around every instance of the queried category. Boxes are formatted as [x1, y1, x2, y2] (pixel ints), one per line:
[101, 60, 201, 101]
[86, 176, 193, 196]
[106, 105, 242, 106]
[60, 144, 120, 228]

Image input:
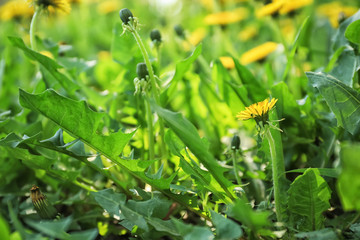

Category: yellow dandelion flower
[237, 98, 278, 123]
[97, 0, 120, 15]
[219, 56, 235, 69]
[279, 0, 313, 15]
[256, 1, 284, 18]
[238, 25, 258, 41]
[188, 28, 207, 46]
[28, 0, 71, 13]
[317, 2, 358, 28]
[0, 0, 34, 21]
[204, 8, 248, 25]
[240, 42, 278, 65]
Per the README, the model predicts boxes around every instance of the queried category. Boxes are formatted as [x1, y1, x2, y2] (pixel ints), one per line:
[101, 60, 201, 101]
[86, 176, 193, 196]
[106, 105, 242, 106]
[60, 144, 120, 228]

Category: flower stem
[232, 149, 241, 186]
[130, 25, 166, 163]
[144, 97, 155, 161]
[30, 7, 41, 51]
[265, 127, 286, 222]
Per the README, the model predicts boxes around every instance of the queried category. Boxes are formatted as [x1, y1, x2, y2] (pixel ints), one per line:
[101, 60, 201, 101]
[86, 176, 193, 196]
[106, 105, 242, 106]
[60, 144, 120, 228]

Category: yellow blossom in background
[279, 0, 313, 14]
[204, 8, 248, 25]
[188, 28, 207, 46]
[0, 0, 34, 20]
[97, 0, 120, 14]
[219, 56, 235, 69]
[28, 0, 71, 13]
[237, 98, 278, 122]
[200, 0, 248, 10]
[238, 25, 258, 41]
[279, 18, 295, 42]
[98, 51, 111, 61]
[317, 2, 358, 28]
[256, 1, 283, 18]
[240, 42, 278, 65]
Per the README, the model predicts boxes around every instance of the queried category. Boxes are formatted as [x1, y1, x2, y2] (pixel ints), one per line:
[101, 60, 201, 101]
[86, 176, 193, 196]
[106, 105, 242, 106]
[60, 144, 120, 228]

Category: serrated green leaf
[333, 10, 360, 50]
[67, 229, 98, 240]
[288, 168, 331, 231]
[91, 189, 126, 217]
[146, 218, 181, 237]
[24, 216, 72, 239]
[152, 103, 235, 201]
[211, 210, 242, 240]
[126, 196, 171, 219]
[120, 203, 149, 231]
[286, 168, 340, 178]
[345, 19, 360, 44]
[8, 37, 79, 94]
[171, 218, 214, 240]
[306, 72, 360, 135]
[337, 143, 360, 211]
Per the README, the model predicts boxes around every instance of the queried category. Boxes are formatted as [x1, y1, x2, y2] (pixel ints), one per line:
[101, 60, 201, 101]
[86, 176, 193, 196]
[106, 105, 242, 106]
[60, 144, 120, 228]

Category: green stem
[265, 127, 285, 222]
[232, 150, 241, 185]
[30, 7, 41, 51]
[345, 211, 360, 230]
[130, 24, 167, 163]
[145, 97, 155, 161]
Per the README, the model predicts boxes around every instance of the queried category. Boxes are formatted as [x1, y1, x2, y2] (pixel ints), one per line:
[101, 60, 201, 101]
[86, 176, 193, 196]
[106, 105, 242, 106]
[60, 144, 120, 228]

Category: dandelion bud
[30, 185, 58, 219]
[150, 29, 162, 43]
[174, 24, 185, 38]
[231, 135, 241, 150]
[136, 63, 149, 80]
[119, 8, 133, 25]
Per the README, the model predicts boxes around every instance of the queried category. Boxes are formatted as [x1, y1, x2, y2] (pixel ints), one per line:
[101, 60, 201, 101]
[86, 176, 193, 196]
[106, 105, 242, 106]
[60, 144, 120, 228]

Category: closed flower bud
[174, 24, 185, 38]
[231, 135, 241, 150]
[30, 185, 58, 219]
[150, 29, 162, 42]
[136, 63, 149, 80]
[119, 8, 133, 25]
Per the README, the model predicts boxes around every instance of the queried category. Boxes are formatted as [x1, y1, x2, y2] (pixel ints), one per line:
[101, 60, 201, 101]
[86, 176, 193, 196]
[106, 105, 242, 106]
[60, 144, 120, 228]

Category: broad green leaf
[152, 103, 235, 201]
[286, 168, 340, 178]
[345, 19, 360, 44]
[288, 168, 331, 231]
[91, 189, 126, 217]
[24, 216, 72, 239]
[171, 218, 214, 240]
[146, 218, 181, 237]
[19, 89, 134, 160]
[8, 37, 79, 95]
[306, 72, 360, 135]
[271, 82, 301, 121]
[226, 198, 270, 232]
[295, 228, 338, 240]
[333, 10, 360, 50]
[67, 229, 98, 240]
[211, 210, 242, 240]
[126, 196, 172, 219]
[120, 203, 149, 231]
[161, 44, 202, 105]
[18, 89, 200, 216]
[233, 58, 268, 102]
[337, 143, 360, 211]
[330, 49, 359, 86]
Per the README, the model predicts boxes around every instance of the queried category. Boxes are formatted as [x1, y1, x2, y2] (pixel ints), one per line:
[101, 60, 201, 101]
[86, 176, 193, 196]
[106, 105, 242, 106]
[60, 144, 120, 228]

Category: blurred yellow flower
[219, 56, 235, 69]
[28, 0, 71, 13]
[204, 8, 248, 25]
[256, 1, 283, 18]
[200, 0, 248, 10]
[188, 28, 207, 46]
[97, 0, 120, 14]
[237, 98, 278, 122]
[256, 0, 313, 18]
[0, 0, 34, 20]
[238, 25, 258, 41]
[98, 51, 111, 61]
[240, 42, 278, 65]
[317, 2, 358, 28]
[279, 0, 313, 14]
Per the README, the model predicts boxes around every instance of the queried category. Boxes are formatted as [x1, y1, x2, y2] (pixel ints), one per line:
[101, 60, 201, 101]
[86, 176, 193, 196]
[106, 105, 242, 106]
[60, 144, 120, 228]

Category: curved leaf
[306, 72, 360, 135]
